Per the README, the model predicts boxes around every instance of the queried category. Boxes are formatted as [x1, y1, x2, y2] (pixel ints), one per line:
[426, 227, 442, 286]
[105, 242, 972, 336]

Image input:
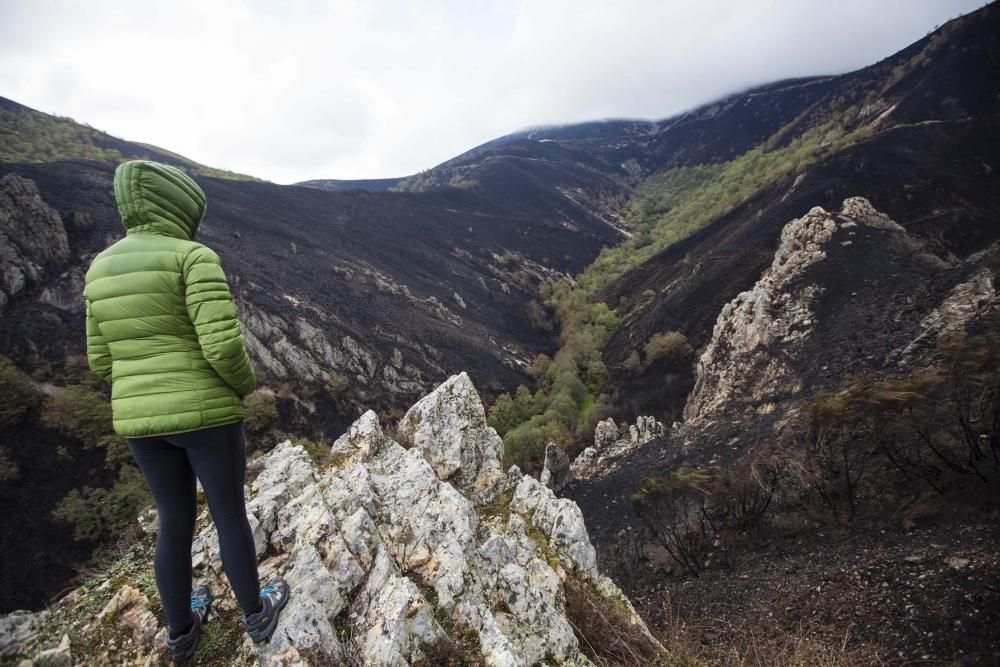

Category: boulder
[593, 418, 619, 449]
[32, 634, 70, 667]
[0, 610, 46, 658]
[539, 442, 572, 492]
[396, 371, 505, 504]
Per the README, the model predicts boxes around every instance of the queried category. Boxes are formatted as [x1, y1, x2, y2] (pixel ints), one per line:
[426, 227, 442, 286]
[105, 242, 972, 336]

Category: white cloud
[0, 0, 986, 183]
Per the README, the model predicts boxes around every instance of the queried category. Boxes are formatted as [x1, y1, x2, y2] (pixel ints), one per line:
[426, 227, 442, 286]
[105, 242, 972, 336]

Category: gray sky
[0, 0, 986, 184]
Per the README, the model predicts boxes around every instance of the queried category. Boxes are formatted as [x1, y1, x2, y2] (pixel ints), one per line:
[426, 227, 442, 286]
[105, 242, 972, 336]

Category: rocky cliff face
[566, 195, 998, 543]
[683, 197, 957, 424]
[0, 174, 69, 314]
[0, 372, 666, 666]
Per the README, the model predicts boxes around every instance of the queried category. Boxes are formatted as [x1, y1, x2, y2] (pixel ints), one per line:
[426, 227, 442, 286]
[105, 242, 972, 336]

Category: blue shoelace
[191, 592, 210, 611]
[260, 583, 277, 596]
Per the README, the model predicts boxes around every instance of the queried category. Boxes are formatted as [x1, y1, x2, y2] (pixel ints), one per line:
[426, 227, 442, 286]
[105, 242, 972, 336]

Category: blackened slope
[388, 78, 840, 241]
[0, 157, 621, 432]
[295, 177, 404, 192]
[0, 417, 113, 613]
[567, 201, 987, 547]
[599, 118, 1000, 420]
[414, 75, 838, 184]
[595, 3, 1000, 421]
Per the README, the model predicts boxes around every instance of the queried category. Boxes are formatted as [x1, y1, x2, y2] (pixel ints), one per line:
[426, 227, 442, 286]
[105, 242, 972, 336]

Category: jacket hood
[114, 160, 207, 240]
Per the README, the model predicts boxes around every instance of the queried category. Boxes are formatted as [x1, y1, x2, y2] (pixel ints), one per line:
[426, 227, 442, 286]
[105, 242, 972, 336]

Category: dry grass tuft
[564, 571, 669, 666]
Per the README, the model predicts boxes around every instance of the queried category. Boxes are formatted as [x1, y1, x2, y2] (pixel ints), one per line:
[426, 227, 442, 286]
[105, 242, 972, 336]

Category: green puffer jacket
[84, 160, 257, 438]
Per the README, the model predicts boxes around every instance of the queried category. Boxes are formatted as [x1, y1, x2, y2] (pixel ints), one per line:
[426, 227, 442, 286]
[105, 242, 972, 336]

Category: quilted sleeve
[85, 294, 113, 384]
[182, 244, 257, 397]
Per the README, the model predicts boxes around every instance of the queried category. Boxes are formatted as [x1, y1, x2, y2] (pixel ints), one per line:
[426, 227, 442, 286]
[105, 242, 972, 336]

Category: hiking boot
[242, 576, 290, 644]
[166, 584, 212, 663]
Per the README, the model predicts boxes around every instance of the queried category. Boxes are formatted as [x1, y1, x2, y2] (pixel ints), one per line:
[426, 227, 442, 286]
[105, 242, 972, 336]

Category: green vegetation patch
[0, 105, 258, 180]
[0, 354, 44, 426]
[0, 107, 123, 164]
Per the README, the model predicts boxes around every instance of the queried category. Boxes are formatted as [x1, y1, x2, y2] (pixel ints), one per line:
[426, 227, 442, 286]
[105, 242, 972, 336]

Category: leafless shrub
[787, 385, 882, 524]
[632, 449, 781, 576]
[789, 326, 1000, 523]
[632, 467, 714, 576]
[704, 454, 781, 569]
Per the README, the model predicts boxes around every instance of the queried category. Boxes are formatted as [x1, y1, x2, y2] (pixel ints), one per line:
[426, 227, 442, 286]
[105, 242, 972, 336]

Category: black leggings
[127, 421, 260, 632]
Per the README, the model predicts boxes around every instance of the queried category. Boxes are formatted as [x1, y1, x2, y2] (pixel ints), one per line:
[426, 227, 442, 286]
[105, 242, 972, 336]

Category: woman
[83, 159, 290, 662]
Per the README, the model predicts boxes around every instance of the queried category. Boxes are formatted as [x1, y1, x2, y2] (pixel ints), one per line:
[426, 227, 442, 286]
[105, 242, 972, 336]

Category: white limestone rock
[2, 373, 665, 666]
[32, 634, 71, 667]
[509, 475, 597, 574]
[684, 197, 904, 422]
[629, 415, 664, 444]
[569, 415, 665, 481]
[592, 418, 619, 449]
[0, 610, 46, 658]
[898, 268, 997, 363]
[396, 371, 505, 504]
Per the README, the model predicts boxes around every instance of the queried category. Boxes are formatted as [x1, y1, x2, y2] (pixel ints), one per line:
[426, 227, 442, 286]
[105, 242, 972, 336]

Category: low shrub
[642, 331, 692, 369]
[243, 390, 279, 434]
[0, 355, 43, 427]
[40, 384, 114, 447]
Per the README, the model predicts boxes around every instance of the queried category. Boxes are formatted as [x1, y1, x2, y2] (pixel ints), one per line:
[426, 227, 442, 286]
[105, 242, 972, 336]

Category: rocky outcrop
[0, 610, 45, 658]
[593, 418, 619, 449]
[37, 267, 85, 313]
[396, 372, 505, 504]
[683, 197, 919, 422]
[540, 442, 572, 492]
[1, 373, 665, 666]
[0, 174, 69, 314]
[897, 267, 997, 364]
[239, 301, 427, 402]
[628, 415, 664, 445]
[570, 416, 665, 482]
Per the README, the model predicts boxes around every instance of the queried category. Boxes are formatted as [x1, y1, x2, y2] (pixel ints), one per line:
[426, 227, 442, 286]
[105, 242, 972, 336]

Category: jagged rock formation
[396, 372, 505, 503]
[569, 416, 664, 482]
[683, 197, 941, 422]
[539, 442, 572, 492]
[238, 302, 419, 392]
[565, 196, 999, 556]
[1, 372, 666, 666]
[593, 419, 619, 450]
[0, 174, 69, 314]
[0, 610, 44, 658]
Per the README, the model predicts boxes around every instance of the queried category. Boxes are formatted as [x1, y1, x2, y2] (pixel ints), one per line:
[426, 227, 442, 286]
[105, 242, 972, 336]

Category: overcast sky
[0, 0, 986, 184]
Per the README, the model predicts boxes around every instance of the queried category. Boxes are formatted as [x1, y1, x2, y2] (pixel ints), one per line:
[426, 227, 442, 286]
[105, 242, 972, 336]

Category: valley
[1, 2, 999, 664]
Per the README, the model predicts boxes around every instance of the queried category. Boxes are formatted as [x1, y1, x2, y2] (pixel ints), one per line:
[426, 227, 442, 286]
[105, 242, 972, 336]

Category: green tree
[0, 355, 43, 427]
[40, 384, 114, 447]
[244, 390, 279, 434]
